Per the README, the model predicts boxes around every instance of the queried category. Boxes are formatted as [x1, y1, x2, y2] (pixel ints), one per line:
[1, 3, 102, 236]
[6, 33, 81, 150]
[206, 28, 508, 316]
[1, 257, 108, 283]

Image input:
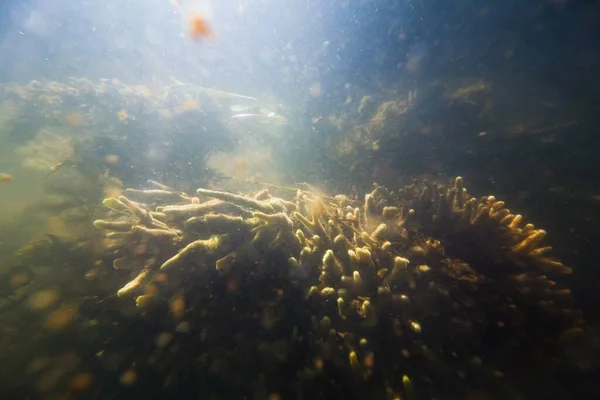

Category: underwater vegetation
[0, 78, 597, 399]
[0, 78, 235, 188]
[0, 77, 243, 280]
[44, 175, 586, 399]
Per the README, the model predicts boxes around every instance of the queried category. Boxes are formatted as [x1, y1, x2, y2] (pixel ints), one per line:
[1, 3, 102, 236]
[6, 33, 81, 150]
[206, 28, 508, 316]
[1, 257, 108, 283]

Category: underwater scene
[1, 0, 600, 399]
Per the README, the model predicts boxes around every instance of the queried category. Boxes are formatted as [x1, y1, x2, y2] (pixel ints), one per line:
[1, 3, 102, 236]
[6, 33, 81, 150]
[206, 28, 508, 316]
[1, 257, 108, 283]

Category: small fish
[230, 104, 259, 113]
[50, 161, 66, 172]
[169, 78, 259, 101]
[0, 173, 13, 183]
[231, 107, 288, 125]
[231, 113, 263, 119]
[258, 107, 277, 116]
[42, 161, 68, 180]
[189, 14, 214, 39]
[265, 114, 288, 124]
[312, 116, 323, 124]
[230, 105, 249, 112]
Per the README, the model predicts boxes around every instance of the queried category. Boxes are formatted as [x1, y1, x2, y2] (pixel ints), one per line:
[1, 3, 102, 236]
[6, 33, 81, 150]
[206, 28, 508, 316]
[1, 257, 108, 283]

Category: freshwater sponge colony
[92, 177, 585, 398]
